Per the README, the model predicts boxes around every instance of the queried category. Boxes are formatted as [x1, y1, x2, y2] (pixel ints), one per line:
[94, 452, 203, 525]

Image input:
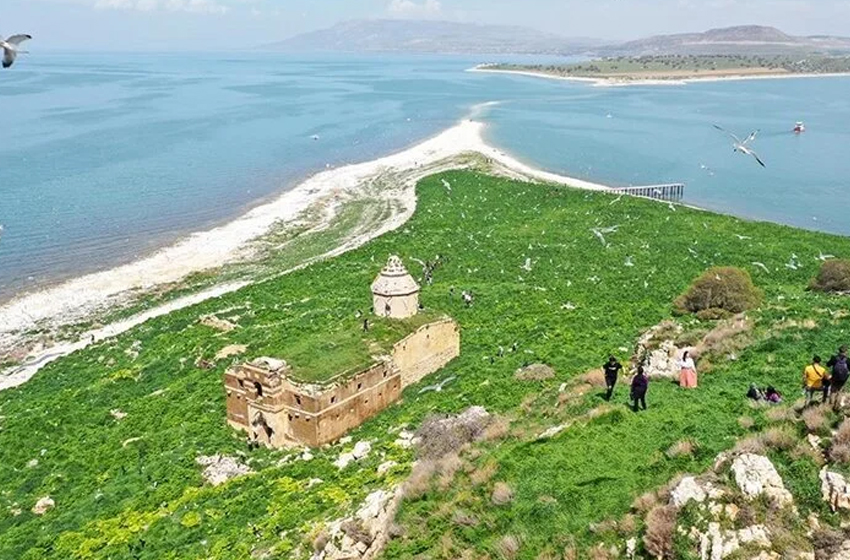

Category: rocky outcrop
[199, 315, 238, 332]
[634, 321, 686, 380]
[313, 487, 403, 560]
[334, 441, 372, 470]
[820, 468, 850, 512]
[32, 496, 55, 515]
[196, 455, 253, 486]
[671, 476, 707, 507]
[696, 522, 771, 560]
[730, 454, 793, 507]
[415, 406, 490, 459]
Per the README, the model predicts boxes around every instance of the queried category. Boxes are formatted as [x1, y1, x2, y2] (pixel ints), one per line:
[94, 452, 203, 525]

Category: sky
[4, 0, 850, 51]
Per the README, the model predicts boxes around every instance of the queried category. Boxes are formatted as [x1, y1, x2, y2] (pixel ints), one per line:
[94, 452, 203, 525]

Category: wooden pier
[610, 183, 685, 202]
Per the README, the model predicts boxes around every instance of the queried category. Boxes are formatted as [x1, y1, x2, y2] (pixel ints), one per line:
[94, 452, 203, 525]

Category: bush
[675, 267, 762, 315]
[810, 259, 850, 293]
[643, 505, 678, 560]
[491, 482, 515, 506]
[496, 535, 521, 560]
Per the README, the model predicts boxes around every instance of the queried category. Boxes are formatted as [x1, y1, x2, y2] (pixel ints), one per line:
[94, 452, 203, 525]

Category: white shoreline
[0, 116, 609, 392]
[469, 66, 850, 87]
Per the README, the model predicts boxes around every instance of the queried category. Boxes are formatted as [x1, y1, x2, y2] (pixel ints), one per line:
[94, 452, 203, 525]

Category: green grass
[2, 170, 850, 560]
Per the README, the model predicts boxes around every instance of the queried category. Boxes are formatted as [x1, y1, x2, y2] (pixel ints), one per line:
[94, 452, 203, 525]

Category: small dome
[371, 256, 419, 296]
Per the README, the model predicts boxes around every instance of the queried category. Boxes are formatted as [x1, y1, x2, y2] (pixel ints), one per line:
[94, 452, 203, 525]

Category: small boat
[793, 121, 805, 134]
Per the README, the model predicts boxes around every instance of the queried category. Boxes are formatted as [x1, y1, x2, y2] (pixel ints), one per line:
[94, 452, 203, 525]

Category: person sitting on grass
[803, 355, 829, 406]
[765, 385, 782, 404]
[603, 355, 623, 401]
[747, 383, 765, 401]
[827, 346, 849, 406]
[631, 365, 649, 412]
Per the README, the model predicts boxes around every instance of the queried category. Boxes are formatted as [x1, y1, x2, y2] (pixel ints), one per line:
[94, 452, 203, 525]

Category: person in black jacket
[603, 355, 623, 401]
[827, 346, 850, 405]
[631, 365, 649, 412]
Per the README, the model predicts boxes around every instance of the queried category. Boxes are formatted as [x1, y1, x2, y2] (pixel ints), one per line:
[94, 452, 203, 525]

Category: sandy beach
[0, 114, 610, 392]
[469, 65, 850, 87]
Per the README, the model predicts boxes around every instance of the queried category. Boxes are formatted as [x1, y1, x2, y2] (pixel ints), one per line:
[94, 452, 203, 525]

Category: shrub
[761, 428, 796, 451]
[666, 439, 697, 458]
[810, 259, 850, 293]
[632, 490, 659, 514]
[491, 482, 515, 506]
[675, 267, 762, 316]
[643, 505, 678, 560]
[802, 405, 829, 434]
[471, 461, 498, 486]
[829, 419, 850, 464]
[496, 535, 521, 560]
[738, 416, 755, 430]
[415, 407, 491, 460]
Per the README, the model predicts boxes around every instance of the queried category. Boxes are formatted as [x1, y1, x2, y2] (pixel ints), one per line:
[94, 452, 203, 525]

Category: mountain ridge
[266, 20, 850, 56]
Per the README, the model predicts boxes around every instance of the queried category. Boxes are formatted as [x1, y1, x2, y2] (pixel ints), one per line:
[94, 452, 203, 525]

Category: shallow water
[1, 52, 848, 301]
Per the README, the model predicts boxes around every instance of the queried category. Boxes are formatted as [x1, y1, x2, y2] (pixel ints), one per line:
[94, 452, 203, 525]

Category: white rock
[32, 496, 55, 515]
[821, 469, 850, 512]
[738, 525, 770, 547]
[334, 453, 355, 470]
[377, 461, 397, 476]
[307, 478, 323, 488]
[196, 455, 253, 486]
[352, 441, 371, 460]
[807, 434, 823, 450]
[671, 476, 707, 507]
[300, 450, 314, 462]
[26, 458, 38, 468]
[731, 454, 793, 507]
[626, 537, 637, 560]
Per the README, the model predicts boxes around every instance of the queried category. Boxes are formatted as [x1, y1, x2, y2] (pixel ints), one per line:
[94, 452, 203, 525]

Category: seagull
[521, 257, 532, 272]
[817, 251, 836, 262]
[1, 34, 32, 68]
[751, 262, 770, 274]
[441, 179, 452, 192]
[734, 234, 752, 240]
[785, 254, 800, 270]
[418, 376, 457, 394]
[624, 256, 634, 267]
[713, 125, 765, 168]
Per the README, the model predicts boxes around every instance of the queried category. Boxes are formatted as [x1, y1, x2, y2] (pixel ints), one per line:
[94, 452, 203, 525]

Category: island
[476, 54, 850, 85]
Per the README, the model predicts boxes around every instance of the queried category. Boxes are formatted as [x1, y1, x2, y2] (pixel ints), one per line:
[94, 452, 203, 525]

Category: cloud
[387, 0, 442, 19]
[95, 0, 228, 15]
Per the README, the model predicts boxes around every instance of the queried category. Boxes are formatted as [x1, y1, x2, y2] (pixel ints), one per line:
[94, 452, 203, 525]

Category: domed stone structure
[371, 256, 420, 319]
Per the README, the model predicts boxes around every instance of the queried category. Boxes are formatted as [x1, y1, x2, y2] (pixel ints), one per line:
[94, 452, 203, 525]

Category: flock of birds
[1, 33, 32, 68]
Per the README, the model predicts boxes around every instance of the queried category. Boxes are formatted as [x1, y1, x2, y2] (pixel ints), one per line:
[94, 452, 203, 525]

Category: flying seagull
[418, 376, 457, 394]
[714, 125, 765, 168]
[1, 34, 32, 68]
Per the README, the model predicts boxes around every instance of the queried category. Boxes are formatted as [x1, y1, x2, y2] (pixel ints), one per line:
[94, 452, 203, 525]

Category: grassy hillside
[1, 170, 849, 560]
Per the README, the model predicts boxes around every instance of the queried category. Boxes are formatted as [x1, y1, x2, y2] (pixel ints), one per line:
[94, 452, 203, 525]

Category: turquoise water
[1, 52, 849, 301]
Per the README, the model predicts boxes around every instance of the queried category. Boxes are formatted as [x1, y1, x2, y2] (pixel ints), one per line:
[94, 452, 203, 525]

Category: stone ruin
[224, 256, 460, 449]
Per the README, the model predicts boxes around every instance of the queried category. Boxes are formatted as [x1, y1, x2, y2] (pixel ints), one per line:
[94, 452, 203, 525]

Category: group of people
[803, 346, 849, 406]
[603, 351, 699, 412]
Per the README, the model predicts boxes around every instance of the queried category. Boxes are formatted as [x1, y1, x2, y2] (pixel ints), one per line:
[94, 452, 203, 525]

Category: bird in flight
[1, 34, 32, 68]
[713, 125, 766, 168]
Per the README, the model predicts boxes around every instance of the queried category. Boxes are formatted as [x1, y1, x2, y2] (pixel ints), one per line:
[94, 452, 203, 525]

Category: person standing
[631, 365, 649, 412]
[803, 355, 828, 406]
[603, 355, 623, 401]
[678, 351, 698, 389]
[827, 346, 850, 406]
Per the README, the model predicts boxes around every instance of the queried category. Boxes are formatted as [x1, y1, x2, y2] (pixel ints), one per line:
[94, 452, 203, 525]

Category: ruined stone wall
[392, 319, 460, 388]
[224, 319, 460, 448]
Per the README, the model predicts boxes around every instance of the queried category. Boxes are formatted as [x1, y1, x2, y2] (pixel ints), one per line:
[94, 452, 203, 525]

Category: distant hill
[606, 25, 850, 55]
[264, 19, 603, 55]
